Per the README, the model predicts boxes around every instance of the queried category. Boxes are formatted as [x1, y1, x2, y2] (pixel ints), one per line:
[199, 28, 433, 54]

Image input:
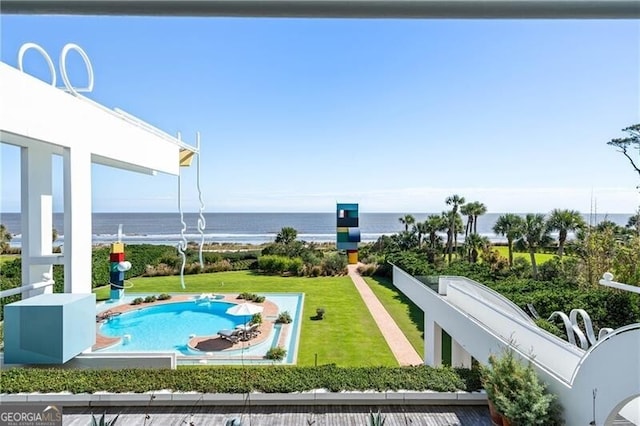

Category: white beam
[0, 64, 182, 177]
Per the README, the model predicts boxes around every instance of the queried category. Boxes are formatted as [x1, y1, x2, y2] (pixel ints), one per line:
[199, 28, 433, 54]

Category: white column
[425, 316, 442, 366]
[20, 146, 54, 298]
[63, 147, 92, 294]
[451, 338, 472, 368]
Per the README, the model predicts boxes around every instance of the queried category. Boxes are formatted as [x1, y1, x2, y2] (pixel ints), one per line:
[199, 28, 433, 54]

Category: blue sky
[1, 16, 639, 214]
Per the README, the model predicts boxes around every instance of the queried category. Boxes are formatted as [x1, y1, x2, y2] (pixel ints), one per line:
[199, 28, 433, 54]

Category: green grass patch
[492, 246, 556, 264]
[93, 271, 397, 367]
[0, 365, 482, 394]
[0, 255, 19, 265]
[363, 276, 424, 357]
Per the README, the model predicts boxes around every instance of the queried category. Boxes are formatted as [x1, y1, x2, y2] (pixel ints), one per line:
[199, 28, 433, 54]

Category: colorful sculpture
[109, 226, 131, 300]
[336, 203, 360, 264]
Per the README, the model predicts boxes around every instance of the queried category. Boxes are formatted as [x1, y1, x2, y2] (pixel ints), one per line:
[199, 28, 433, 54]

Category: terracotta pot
[502, 417, 512, 426]
[488, 400, 503, 426]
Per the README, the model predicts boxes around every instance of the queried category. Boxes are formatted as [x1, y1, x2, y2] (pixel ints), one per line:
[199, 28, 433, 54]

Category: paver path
[347, 264, 423, 366]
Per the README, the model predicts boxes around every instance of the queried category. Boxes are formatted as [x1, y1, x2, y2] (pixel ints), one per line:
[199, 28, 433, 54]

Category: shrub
[157, 293, 172, 301]
[203, 260, 233, 273]
[0, 365, 481, 394]
[237, 293, 264, 303]
[143, 295, 157, 303]
[321, 253, 347, 276]
[357, 263, 379, 276]
[265, 347, 287, 361]
[251, 313, 263, 325]
[90, 412, 120, 426]
[131, 297, 144, 305]
[308, 265, 323, 277]
[368, 409, 386, 426]
[258, 255, 289, 274]
[276, 311, 292, 324]
[534, 318, 566, 340]
[481, 347, 561, 425]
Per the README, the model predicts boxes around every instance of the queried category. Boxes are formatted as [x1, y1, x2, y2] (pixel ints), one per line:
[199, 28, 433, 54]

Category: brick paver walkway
[347, 264, 423, 366]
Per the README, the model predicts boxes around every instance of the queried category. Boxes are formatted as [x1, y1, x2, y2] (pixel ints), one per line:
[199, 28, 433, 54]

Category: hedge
[0, 365, 482, 394]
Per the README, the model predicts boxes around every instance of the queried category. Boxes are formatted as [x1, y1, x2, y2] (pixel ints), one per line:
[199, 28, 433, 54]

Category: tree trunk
[530, 249, 538, 279]
[558, 230, 567, 257]
[507, 239, 514, 267]
[471, 248, 478, 263]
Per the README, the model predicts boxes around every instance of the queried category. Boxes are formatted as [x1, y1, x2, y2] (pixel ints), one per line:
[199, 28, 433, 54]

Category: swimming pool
[97, 293, 303, 364]
[99, 301, 246, 352]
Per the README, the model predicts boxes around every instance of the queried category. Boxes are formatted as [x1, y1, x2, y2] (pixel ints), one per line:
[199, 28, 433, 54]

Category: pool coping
[0, 390, 488, 407]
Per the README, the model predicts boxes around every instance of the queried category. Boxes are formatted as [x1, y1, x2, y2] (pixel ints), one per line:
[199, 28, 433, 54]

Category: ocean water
[0, 212, 634, 247]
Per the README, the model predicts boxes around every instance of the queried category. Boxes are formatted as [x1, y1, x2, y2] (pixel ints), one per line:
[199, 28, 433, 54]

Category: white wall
[392, 265, 640, 426]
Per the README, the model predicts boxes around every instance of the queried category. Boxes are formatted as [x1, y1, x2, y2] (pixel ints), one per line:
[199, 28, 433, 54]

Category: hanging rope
[196, 131, 206, 270]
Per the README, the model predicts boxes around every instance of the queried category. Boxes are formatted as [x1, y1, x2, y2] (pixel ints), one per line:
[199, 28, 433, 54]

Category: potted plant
[481, 347, 562, 426]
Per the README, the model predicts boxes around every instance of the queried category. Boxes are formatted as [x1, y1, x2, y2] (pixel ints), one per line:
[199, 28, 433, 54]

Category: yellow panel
[110, 242, 124, 254]
[337, 227, 349, 233]
[179, 149, 195, 167]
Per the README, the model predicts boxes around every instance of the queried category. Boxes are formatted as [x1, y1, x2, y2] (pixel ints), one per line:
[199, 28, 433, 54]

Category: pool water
[99, 301, 246, 352]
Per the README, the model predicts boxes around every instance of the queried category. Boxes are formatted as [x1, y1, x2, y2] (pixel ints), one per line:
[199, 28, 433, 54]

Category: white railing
[447, 281, 583, 382]
[439, 276, 534, 324]
[0, 279, 54, 299]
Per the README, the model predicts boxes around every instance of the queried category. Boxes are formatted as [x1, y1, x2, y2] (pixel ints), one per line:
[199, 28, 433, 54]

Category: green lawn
[0, 255, 19, 265]
[492, 246, 556, 264]
[94, 271, 397, 367]
[363, 276, 424, 357]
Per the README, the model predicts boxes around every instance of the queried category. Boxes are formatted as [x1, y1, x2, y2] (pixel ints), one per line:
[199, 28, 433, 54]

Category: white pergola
[0, 46, 197, 297]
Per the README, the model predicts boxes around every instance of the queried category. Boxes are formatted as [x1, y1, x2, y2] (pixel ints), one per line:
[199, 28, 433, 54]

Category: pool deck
[93, 295, 282, 353]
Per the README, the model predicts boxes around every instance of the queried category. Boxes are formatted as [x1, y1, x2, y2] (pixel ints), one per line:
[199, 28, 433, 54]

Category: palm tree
[547, 209, 585, 257]
[424, 214, 446, 249]
[398, 214, 415, 232]
[493, 214, 524, 267]
[0, 223, 12, 254]
[460, 203, 473, 238]
[275, 227, 298, 245]
[471, 202, 488, 235]
[445, 194, 465, 263]
[464, 233, 490, 263]
[414, 221, 428, 248]
[461, 201, 488, 236]
[517, 213, 552, 279]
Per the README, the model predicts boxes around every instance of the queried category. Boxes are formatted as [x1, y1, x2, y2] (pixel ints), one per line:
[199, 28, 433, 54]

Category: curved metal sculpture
[177, 133, 188, 290]
[548, 308, 613, 350]
[195, 132, 206, 271]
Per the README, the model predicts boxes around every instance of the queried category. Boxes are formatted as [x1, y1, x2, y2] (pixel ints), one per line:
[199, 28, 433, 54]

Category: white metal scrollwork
[195, 132, 206, 271]
[17, 42, 94, 94]
[548, 308, 614, 350]
[18, 43, 57, 86]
